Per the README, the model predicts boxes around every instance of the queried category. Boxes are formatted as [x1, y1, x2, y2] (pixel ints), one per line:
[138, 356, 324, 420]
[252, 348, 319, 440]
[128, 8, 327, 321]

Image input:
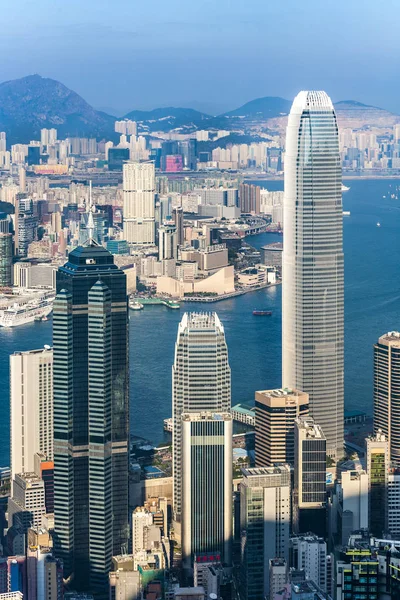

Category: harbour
[0, 179, 398, 465]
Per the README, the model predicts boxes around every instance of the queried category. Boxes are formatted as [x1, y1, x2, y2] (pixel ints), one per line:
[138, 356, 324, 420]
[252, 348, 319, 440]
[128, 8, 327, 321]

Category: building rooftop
[182, 411, 232, 422]
[295, 417, 325, 439]
[231, 403, 256, 417]
[378, 331, 400, 345]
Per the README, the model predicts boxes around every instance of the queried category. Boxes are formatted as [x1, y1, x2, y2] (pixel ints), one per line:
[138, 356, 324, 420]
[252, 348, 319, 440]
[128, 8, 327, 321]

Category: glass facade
[374, 333, 400, 465]
[53, 244, 129, 599]
[283, 91, 344, 458]
[182, 413, 232, 568]
[172, 313, 231, 520]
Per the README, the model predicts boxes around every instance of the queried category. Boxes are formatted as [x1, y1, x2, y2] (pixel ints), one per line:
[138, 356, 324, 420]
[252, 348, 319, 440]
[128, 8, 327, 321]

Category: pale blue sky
[1, 0, 399, 115]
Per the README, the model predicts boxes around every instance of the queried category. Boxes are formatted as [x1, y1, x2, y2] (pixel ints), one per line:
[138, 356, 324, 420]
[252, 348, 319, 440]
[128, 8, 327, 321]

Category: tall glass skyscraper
[182, 412, 232, 568]
[282, 90, 344, 458]
[53, 243, 129, 599]
[172, 313, 231, 523]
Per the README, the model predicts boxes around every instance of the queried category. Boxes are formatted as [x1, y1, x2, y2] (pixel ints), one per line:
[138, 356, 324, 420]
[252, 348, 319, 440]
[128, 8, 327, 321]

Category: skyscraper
[0, 232, 13, 287]
[373, 331, 400, 464]
[123, 161, 155, 245]
[293, 417, 327, 537]
[182, 412, 232, 568]
[239, 465, 291, 600]
[172, 206, 184, 247]
[172, 313, 231, 523]
[255, 388, 309, 467]
[282, 90, 344, 459]
[10, 348, 53, 482]
[365, 431, 388, 537]
[53, 242, 129, 598]
[158, 223, 177, 261]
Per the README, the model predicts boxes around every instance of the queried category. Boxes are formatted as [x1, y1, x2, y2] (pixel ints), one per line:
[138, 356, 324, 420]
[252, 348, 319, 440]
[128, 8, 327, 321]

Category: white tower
[282, 90, 344, 458]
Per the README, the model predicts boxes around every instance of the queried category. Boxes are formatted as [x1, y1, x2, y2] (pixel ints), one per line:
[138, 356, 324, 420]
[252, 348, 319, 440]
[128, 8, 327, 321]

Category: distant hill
[124, 107, 211, 132]
[0, 75, 115, 143]
[222, 96, 291, 119]
[1, 75, 399, 144]
[334, 100, 400, 129]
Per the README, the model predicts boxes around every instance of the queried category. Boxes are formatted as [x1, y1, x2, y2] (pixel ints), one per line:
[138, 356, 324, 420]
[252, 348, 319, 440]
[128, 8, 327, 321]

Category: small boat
[341, 184, 350, 192]
[377, 222, 381, 227]
[129, 301, 144, 311]
[343, 211, 351, 216]
[253, 310, 272, 316]
[167, 301, 180, 309]
[42, 316, 48, 322]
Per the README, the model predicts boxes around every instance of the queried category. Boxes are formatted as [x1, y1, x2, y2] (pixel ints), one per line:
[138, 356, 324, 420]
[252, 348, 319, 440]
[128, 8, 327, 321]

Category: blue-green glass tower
[53, 242, 129, 599]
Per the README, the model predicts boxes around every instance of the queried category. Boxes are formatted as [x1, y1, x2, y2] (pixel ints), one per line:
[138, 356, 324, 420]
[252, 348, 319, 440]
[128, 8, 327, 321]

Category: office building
[108, 147, 130, 171]
[0, 232, 13, 286]
[365, 431, 389, 537]
[255, 388, 309, 466]
[182, 412, 232, 568]
[172, 313, 231, 522]
[239, 465, 291, 600]
[123, 161, 155, 245]
[373, 331, 400, 464]
[109, 555, 141, 600]
[53, 242, 129, 598]
[158, 223, 177, 261]
[269, 559, 288, 600]
[27, 146, 40, 166]
[336, 546, 379, 600]
[10, 348, 53, 482]
[17, 198, 38, 257]
[8, 473, 46, 532]
[388, 471, 400, 538]
[172, 206, 184, 247]
[336, 470, 369, 544]
[132, 508, 153, 554]
[26, 543, 63, 600]
[294, 417, 327, 537]
[290, 535, 330, 594]
[283, 91, 344, 459]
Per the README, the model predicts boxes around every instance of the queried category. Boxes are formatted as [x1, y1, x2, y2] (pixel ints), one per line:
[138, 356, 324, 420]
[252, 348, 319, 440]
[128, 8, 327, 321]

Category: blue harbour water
[1, 179, 399, 466]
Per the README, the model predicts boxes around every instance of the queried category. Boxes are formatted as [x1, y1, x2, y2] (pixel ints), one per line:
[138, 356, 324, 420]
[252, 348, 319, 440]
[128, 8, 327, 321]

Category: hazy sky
[1, 0, 400, 115]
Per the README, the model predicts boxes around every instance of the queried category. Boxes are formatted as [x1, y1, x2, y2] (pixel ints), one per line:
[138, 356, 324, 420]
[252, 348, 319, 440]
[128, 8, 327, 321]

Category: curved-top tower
[282, 91, 344, 458]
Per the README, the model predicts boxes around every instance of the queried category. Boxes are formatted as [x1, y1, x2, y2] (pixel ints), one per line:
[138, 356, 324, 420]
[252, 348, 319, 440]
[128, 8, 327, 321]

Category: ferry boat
[167, 301, 180, 309]
[0, 297, 54, 328]
[129, 301, 144, 311]
[253, 310, 272, 316]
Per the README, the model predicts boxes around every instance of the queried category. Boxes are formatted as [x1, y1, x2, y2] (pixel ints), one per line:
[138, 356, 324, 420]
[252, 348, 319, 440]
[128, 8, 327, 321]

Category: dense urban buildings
[282, 90, 344, 459]
[373, 331, 400, 465]
[172, 312, 231, 526]
[53, 242, 129, 598]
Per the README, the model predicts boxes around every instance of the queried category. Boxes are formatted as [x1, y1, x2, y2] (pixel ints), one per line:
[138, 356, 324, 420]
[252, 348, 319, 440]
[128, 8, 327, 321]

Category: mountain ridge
[0, 75, 399, 143]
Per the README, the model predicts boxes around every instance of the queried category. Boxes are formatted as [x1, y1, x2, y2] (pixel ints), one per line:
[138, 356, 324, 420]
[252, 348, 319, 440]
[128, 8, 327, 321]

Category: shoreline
[181, 281, 281, 303]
